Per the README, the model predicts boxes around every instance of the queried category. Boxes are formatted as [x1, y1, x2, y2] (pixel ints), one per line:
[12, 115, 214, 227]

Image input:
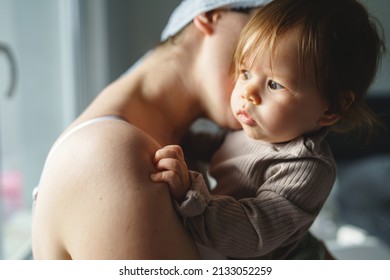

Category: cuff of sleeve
[173, 171, 212, 217]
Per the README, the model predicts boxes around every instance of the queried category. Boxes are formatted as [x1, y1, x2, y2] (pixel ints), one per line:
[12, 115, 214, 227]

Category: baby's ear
[193, 11, 222, 36]
[318, 111, 341, 127]
[318, 91, 355, 127]
[340, 90, 355, 111]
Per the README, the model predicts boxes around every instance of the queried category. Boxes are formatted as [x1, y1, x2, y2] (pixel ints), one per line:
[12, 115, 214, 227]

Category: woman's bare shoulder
[34, 119, 180, 259]
[52, 119, 160, 173]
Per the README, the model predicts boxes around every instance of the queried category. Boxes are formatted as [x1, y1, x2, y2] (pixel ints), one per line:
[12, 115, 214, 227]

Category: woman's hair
[234, 0, 386, 137]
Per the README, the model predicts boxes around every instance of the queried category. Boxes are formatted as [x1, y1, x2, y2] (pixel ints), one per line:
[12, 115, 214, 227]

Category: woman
[31, 0, 272, 259]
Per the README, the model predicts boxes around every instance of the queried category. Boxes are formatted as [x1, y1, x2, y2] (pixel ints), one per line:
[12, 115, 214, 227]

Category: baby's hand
[150, 145, 190, 201]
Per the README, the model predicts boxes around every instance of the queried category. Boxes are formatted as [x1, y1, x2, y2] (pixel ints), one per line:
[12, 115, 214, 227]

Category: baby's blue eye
[241, 70, 252, 80]
[268, 80, 284, 90]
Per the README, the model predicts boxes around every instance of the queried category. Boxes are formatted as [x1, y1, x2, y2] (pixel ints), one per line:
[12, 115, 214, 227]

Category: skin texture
[31, 9, 255, 259]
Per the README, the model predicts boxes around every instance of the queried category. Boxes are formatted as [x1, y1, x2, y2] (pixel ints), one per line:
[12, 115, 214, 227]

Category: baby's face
[230, 27, 331, 143]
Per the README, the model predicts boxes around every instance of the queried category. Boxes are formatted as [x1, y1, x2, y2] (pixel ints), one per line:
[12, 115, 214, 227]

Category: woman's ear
[193, 11, 221, 36]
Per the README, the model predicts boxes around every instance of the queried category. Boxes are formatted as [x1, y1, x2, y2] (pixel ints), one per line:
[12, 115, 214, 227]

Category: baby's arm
[151, 145, 190, 202]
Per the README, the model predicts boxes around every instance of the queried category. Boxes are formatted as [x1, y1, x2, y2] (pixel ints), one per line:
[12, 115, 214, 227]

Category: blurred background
[0, 0, 389, 260]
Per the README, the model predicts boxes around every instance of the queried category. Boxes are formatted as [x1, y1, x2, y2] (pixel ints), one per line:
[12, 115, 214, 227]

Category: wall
[362, 0, 390, 95]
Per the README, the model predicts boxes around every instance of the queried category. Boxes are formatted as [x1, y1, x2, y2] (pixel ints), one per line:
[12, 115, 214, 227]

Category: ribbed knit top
[176, 130, 336, 259]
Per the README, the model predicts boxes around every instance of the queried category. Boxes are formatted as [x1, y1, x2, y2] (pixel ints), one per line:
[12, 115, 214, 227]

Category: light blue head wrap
[161, 0, 272, 41]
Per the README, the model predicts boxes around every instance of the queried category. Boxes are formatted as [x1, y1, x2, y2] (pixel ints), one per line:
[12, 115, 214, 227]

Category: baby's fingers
[150, 171, 177, 184]
[158, 170, 180, 184]
[155, 158, 182, 174]
[150, 170, 182, 196]
[154, 145, 185, 162]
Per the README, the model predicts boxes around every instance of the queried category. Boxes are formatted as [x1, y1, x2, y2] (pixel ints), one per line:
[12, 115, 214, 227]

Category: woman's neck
[122, 47, 203, 145]
[77, 42, 203, 146]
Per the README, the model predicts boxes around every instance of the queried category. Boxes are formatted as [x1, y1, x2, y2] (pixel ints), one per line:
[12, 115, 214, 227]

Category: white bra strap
[34, 116, 126, 203]
[49, 116, 125, 157]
